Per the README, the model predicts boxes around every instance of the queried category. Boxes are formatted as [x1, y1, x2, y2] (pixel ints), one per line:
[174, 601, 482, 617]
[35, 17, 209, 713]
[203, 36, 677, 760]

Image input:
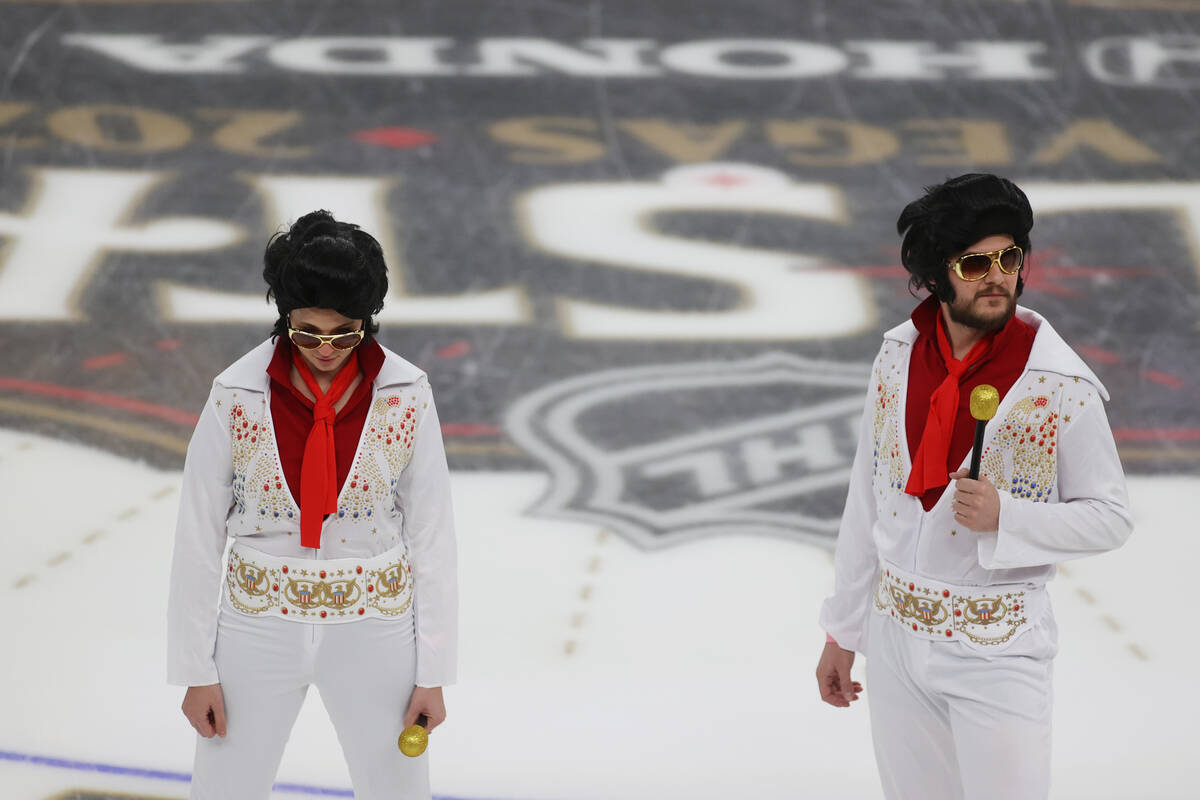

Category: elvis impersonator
[816, 174, 1132, 800]
[167, 211, 457, 799]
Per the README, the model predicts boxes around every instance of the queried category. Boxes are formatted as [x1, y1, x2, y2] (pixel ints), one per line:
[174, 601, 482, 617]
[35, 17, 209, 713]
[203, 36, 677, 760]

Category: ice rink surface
[1, 431, 1196, 799]
[4, 0, 1200, 798]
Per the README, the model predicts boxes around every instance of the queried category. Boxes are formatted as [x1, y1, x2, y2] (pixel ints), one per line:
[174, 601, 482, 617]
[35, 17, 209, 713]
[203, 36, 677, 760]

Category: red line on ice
[1076, 345, 1121, 365]
[1113, 428, 1200, 442]
[352, 127, 439, 149]
[1142, 370, 1184, 389]
[436, 340, 472, 359]
[1, 377, 505, 439]
[82, 352, 130, 370]
[441, 423, 501, 437]
[0, 377, 199, 426]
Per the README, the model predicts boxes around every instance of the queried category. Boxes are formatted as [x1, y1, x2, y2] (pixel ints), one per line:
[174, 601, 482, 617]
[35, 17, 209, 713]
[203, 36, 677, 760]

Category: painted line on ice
[82, 352, 132, 371]
[0, 397, 191, 455]
[1113, 428, 1200, 442]
[0, 375, 515, 454]
[3, 374, 1191, 464]
[0, 749, 193, 784]
[0, 749, 504, 800]
[0, 377, 200, 426]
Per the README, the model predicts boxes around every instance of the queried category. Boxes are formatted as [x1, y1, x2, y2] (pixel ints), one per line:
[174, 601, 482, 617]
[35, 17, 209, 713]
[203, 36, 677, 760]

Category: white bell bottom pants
[190, 608, 429, 800]
[866, 609, 1058, 800]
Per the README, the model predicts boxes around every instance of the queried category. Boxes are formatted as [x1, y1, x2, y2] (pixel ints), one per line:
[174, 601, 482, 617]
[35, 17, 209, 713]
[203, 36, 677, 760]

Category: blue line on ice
[0, 749, 498, 799]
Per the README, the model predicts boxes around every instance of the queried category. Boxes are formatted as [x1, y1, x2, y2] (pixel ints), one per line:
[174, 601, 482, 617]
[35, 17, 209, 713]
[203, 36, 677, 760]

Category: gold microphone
[398, 714, 429, 757]
[968, 385, 1000, 480]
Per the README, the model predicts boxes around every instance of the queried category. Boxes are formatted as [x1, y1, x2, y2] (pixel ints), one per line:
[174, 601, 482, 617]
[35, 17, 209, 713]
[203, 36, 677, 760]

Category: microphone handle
[968, 420, 987, 480]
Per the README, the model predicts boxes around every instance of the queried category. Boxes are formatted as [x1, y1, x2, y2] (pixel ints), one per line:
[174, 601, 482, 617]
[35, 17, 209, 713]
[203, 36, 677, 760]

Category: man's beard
[946, 290, 1015, 332]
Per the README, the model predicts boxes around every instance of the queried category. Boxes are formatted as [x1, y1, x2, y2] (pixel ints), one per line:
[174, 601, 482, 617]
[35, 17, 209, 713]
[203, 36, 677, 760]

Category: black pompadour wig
[896, 173, 1033, 302]
[262, 210, 389, 343]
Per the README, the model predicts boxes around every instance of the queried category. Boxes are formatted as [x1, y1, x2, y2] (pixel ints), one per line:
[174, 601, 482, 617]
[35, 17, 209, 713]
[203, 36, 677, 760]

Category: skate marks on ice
[1056, 562, 1150, 662]
[562, 529, 612, 658]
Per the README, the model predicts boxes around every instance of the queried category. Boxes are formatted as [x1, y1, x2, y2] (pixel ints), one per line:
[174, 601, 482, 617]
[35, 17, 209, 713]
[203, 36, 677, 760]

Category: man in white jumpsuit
[816, 173, 1132, 800]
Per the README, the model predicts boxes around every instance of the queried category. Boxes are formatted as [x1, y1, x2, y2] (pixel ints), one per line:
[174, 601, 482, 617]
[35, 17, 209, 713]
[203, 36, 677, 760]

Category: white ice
[0, 429, 1195, 799]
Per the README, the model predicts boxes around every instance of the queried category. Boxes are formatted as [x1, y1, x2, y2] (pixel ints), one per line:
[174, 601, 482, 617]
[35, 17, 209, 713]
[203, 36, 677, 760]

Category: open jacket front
[819, 306, 1132, 654]
[167, 339, 458, 688]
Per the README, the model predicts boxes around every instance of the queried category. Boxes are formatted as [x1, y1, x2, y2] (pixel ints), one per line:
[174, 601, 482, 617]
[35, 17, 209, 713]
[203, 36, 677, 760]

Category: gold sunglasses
[287, 326, 365, 351]
[950, 244, 1023, 282]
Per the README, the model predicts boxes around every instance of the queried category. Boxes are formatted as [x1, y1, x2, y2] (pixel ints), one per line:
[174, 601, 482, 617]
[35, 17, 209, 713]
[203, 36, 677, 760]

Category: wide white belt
[873, 560, 1045, 648]
[225, 542, 413, 624]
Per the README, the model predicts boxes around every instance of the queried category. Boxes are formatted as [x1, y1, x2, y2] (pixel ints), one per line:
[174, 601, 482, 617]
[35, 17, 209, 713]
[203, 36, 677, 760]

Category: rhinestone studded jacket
[167, 340, 458, 688]
[819, 306, 1132, 655]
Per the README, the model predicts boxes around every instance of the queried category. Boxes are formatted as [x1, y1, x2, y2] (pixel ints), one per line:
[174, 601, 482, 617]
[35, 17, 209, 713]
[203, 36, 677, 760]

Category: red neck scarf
[291, 347, 361, 549]
[904, 310, 993, 498]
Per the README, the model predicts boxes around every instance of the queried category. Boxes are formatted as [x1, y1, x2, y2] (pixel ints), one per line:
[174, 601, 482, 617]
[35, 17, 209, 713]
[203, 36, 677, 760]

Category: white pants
[866, 610, 1057, 800]
[191, 608, 429, 800]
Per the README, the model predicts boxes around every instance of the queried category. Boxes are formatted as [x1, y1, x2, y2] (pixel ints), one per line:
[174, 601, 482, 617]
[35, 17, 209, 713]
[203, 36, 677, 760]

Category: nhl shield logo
[506, 352, 870, 549]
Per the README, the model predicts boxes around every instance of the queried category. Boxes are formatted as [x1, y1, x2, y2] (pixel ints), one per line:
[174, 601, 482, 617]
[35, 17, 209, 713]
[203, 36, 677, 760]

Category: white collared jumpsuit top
[819, 306, 1132, 800]
[167, 339, 457, 800]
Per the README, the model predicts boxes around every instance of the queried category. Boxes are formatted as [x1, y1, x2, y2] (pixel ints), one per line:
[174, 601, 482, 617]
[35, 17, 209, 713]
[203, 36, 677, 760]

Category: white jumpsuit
[167, 340, 458, 800]
[819, 306, 1131, 800]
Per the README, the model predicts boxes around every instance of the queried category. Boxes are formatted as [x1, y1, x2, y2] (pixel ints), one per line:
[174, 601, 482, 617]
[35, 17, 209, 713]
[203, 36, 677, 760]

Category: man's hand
[182, 683, 227, 738]
[405, 686, 447, 731]
[816, 640, 862, 708]
[949, 468, 1000, 531]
